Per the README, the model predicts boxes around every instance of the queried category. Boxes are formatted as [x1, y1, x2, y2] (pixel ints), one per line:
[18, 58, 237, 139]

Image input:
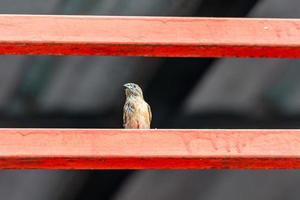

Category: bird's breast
[124, 97, 150, 129]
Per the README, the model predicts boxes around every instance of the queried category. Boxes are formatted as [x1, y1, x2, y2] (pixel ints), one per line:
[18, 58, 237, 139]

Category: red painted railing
[1, 15, 300, 57]
[1, 15, 300, 169]
[0, 129, 300, 169]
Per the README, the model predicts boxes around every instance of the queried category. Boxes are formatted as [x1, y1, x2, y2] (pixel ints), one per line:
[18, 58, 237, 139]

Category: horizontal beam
[1, 129, 300, 169]
[0, 15, 300, 57]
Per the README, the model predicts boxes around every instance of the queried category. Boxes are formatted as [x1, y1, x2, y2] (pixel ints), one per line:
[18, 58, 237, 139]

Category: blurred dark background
[1, 0, 300, 199]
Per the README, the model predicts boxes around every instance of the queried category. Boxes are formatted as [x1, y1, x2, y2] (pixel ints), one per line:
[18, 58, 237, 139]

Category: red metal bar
[0, 129, 300, 169]
[0, 15, 300, 57]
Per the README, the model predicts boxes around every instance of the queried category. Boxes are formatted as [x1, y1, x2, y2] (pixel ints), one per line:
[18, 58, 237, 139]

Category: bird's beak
[123, 83, 130, 88]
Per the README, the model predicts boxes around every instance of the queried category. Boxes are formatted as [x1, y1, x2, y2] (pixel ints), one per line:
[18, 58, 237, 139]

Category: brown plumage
[123, 83, 152, 129]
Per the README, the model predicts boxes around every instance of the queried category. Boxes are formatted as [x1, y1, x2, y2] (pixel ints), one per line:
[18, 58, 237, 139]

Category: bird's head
[123, 83, 143, 98]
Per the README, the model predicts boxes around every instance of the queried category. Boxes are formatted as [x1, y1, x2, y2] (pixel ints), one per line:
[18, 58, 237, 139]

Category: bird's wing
[123, 101, 136, 127]
[123, 104, 127, 127]
[147, 103, 152, 123]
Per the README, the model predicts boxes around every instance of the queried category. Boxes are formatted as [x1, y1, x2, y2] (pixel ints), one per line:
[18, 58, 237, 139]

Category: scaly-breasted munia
[123, 83, 152, 129]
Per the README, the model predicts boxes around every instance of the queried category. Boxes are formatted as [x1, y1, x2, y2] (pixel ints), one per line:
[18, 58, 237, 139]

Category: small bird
[123, 83, 152, 129]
